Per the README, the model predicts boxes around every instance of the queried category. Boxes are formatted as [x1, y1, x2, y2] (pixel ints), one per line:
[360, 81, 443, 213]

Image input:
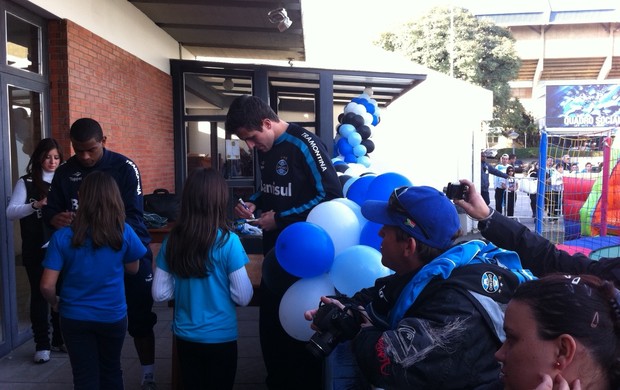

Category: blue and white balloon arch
[333, 89, 380, 168]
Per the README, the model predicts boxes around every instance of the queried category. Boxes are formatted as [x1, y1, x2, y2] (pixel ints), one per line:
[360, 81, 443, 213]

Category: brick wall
[48, 19, 175, 193]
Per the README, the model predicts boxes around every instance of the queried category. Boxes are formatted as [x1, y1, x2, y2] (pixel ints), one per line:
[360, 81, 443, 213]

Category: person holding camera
[455, 179, 620, 288]
[305, 185, 533, 389]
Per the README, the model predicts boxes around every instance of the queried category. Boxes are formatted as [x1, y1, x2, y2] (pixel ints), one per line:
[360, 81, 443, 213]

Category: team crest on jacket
[276, 159, 289, 176]
[481, 271, 500, 293]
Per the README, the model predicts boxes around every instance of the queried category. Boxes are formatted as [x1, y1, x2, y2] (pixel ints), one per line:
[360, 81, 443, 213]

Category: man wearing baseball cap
[306, 185, 533, 389]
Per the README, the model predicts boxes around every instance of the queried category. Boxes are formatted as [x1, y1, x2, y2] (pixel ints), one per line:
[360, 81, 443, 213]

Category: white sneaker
[34, 349, 50, 364]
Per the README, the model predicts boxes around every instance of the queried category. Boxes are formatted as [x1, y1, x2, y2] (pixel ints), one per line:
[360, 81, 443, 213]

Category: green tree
[376, 7, 534, 141]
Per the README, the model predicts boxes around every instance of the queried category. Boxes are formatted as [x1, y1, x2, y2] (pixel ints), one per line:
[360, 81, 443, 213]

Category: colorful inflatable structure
[554, 136, 620, 256]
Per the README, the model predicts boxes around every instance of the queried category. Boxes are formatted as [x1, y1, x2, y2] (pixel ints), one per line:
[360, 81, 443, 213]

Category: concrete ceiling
[128, 0, 306, 61]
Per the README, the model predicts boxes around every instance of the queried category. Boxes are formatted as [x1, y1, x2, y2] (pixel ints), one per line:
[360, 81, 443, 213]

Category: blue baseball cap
[361, 186, 460, 250]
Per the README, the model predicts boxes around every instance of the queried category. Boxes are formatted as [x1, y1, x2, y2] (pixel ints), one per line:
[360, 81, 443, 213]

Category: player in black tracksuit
[253, 124, 343, 390]
[43, 118, 157, 387]
[227, 95, 343, 389]
[249, 122, 344, 252]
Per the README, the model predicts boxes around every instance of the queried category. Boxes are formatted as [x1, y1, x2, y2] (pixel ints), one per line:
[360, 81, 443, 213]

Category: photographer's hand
[453, 179, 492, 220]
[304, 296, 342, 330]
[304, 296, 371, 330]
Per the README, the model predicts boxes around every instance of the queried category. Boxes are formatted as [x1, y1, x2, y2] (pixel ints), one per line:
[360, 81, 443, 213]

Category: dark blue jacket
[481, 160, 508, 191]
[43, 148, 150, 247]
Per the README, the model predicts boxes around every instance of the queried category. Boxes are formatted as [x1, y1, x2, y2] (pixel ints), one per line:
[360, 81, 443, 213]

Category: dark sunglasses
[388, 186, 430, 239]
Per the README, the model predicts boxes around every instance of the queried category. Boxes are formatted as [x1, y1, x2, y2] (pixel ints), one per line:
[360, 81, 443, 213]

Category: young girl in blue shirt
[152, 168, 253, 390]
[41, 171, 146, 389]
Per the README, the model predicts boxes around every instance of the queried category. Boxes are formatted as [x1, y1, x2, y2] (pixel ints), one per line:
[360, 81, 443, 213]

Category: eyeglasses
[388, 186, 430, 239]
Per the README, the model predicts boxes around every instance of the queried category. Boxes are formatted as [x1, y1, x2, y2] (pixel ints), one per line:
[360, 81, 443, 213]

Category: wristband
[469, 208, 494, 222]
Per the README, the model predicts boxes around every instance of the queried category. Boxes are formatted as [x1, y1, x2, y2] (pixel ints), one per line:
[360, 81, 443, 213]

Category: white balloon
[329, 245, 391, 296]
[352, 103, 366, 116]
[307, 201, 361, 256]
[344, 163, 370, 178]
[362, 111, 373, 125]
[344, 102, 358, 114]
[331, 197, 368, 230]
[279, 275, 336, 341]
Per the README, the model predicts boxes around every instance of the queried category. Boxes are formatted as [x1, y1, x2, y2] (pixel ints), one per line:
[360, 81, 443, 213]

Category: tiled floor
[0, 302, 268, 390]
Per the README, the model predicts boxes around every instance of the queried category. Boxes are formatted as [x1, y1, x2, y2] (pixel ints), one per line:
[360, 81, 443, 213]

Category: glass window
[183, 73, 252, 116]
[185, 121, 254, 179]
[8, 86, 43, 337]
[6, 12, 41, 74]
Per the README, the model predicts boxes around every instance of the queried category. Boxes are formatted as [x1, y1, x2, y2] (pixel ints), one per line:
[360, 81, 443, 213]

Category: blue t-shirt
[156, 230, 249, 343]
[43, 223, 147, 322]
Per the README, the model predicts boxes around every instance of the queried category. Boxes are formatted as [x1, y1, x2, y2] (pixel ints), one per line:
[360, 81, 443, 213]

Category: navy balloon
[361, 139, 375, 154]
[352, 114, 365, 128]
[343, 112, 357, 125]
[339, 174, 353, 188]
[357, 125, 371, 140]
[334, 163, 350, 173]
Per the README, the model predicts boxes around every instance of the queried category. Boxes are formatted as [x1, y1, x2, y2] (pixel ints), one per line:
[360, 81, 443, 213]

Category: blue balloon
[275, 222, 335, 278]
[365, 172, 413, 201]
[346, 175, 376, 206]
[362, 100, 375, 114]
[337, 137, 353, 156]
[357, 155, 371, 168]
[372, 114, 380, 126]
[353, 144, 367, 157]
[359, 221, 382, 251]
[344, 153, 357, 163]
[338, 123, 356, 138]
[329, 245, 390, 296]
[347, 131, 362, 147]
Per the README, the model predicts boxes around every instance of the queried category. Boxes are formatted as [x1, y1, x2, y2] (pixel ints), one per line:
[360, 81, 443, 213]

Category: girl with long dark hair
[152, 168, 253, 389]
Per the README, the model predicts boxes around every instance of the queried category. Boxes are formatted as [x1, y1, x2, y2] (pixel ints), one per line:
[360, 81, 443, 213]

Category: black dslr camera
[443, 182, 468, 200]
[306, 297, 363, 358]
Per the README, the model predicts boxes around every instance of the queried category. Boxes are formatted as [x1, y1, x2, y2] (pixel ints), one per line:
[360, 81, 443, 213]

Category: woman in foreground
[498, 274, 620, 390]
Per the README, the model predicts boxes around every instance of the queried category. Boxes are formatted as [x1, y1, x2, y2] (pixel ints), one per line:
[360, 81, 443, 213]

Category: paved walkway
[0, 302, 267, 390]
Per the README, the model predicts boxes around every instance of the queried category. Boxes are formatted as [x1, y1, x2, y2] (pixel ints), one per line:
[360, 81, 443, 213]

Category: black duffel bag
[143, 188, 180, 221]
